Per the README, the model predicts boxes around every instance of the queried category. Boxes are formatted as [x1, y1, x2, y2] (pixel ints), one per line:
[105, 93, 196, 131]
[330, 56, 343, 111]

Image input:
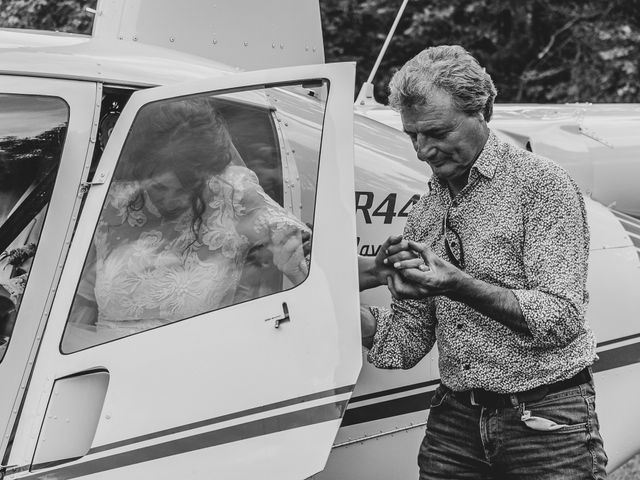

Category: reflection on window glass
[0, 94, 68, 361]
[62, 81, 327, 352]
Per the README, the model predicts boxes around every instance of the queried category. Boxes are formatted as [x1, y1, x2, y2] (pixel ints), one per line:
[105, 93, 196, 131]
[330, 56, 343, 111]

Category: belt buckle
[470, 390, 480, 406]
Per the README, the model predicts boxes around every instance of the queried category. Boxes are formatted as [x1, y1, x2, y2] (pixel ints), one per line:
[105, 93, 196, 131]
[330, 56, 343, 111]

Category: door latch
[264, 302, 290, 328]
[78, 172, 107, 197]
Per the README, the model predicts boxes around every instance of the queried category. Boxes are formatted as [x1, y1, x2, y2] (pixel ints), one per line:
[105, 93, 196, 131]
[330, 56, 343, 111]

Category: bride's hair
[117, 96, 237, 240]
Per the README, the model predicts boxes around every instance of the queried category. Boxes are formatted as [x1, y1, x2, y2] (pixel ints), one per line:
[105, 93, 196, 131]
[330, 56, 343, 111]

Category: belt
[452, 367, 592, 409]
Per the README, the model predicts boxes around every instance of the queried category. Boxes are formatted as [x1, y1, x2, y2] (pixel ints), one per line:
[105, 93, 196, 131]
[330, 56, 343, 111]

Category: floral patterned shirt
[368, 130, 596, 393]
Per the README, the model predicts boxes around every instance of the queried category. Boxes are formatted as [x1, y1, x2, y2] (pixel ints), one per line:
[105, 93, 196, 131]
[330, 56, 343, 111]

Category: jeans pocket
[520, 411, 586, 432]
[521, 387, 588, 433]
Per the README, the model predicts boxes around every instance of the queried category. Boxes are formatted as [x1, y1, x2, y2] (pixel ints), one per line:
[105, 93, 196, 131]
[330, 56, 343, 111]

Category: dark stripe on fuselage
[610, 209, 640, 248]
[619, 220, 640, 238]
[611, 209, 640, 222]
[597, 332, 640, 348]
[89, 385, 353, 455]
[24, 400, 348, 480]
[15, 339, 640, 476]
[341, 339, 640, 427]
[341, 391, 435, 427]
[593, 342, 640, 373]
[349, 379, 440, 404]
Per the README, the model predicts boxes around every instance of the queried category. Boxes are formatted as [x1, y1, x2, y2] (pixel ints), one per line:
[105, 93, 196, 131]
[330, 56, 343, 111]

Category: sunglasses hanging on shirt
[442, 210, 465, 269]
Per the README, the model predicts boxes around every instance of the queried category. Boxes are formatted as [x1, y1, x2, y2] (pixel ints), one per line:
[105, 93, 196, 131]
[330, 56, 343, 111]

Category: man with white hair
[359, 45, 608, 479]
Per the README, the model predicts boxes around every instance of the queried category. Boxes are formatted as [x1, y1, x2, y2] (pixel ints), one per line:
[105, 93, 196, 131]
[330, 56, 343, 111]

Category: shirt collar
[471, 129, 500, 180]
[427, 129, 500, 195]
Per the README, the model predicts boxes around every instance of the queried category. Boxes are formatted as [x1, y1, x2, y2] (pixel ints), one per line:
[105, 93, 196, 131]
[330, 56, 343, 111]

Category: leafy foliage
[320, 0, 640, 103]
[1, 0, 637, 103]
[0, 124, 67, 190]
[0, 0, 96, 34]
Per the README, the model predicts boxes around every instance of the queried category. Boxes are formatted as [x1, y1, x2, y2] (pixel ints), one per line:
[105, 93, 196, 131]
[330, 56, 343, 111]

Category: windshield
[0, 94, 68, 361]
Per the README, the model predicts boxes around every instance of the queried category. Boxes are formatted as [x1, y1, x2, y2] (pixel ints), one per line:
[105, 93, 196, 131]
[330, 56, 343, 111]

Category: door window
[0, 94, 68, 360]
[62, 82, 327, 352]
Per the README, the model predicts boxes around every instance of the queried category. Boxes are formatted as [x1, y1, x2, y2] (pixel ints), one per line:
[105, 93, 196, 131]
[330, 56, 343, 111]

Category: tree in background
[320, 0, 640, 103]
[0, 0, 95, 34]
[1, 0, 637, 103]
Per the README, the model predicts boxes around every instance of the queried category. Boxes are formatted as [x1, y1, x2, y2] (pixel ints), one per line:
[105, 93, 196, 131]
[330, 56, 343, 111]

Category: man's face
[401, 90, 487, 185]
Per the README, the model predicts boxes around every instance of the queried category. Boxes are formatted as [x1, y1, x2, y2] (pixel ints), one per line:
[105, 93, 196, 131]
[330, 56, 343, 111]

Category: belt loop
[470, 390, 479, 406]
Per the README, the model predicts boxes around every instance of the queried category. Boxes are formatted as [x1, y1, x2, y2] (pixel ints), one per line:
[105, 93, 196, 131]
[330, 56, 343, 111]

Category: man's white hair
[389, 45, 498, 121]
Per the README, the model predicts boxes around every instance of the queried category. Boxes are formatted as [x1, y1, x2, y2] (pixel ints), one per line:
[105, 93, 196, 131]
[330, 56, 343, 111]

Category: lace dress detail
[81, 165, 308, 335]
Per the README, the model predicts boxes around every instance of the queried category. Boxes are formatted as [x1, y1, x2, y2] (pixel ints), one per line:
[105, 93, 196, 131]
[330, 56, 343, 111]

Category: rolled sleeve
[367, 297, 436, 369]
[513, 166, 590, 347]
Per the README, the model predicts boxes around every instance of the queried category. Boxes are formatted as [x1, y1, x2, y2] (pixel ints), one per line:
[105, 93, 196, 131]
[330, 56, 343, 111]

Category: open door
[5, 63, 359, 480]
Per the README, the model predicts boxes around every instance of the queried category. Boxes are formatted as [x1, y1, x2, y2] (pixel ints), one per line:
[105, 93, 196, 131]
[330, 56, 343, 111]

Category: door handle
[264, 302, 290, 328]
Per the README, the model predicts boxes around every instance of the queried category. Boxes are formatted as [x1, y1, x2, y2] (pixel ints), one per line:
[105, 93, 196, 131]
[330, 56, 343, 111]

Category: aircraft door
[5, 64, 359, 480]
[0, 76, 98, 472]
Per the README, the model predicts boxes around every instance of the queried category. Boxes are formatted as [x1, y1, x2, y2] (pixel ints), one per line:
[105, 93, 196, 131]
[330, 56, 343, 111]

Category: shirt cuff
[511, 288, 583, 346]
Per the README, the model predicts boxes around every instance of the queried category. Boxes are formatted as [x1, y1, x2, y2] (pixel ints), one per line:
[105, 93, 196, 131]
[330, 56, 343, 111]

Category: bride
[63, 97, 310, 350]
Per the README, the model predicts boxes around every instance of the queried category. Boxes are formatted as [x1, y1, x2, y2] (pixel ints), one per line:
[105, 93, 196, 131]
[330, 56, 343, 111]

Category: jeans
[418, 380, 608, 479]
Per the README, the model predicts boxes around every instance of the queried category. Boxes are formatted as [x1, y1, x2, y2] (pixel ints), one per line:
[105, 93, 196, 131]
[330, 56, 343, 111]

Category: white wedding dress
[75, 165, 308, 337]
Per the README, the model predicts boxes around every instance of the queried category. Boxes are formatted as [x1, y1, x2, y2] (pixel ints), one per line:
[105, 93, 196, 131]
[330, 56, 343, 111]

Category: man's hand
[387, 240, 467, 300]
[360, 234, 414, 291]
[390, 241, 529, 334]
[374, 234, 410, 277]
[381, 235, 419, 268]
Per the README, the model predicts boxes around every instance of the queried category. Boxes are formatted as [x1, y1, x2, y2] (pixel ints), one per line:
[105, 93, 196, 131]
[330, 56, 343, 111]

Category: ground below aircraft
[0, 1, 639, 479]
